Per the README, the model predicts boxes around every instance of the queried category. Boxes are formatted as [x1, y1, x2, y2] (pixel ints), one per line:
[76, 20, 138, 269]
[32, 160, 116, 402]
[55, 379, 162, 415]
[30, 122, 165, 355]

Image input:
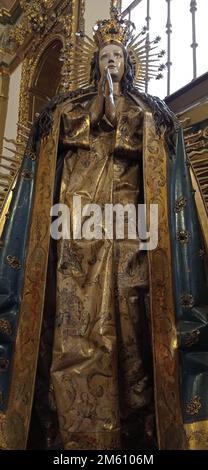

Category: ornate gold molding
[0, 9, 11, 21]
[17, 32, 63, 135]
[59, 0, 78, 93]
[9, 0, 55, 47]
[17, 0, 85, 139]
[59, 0, 85, 92]
[0, 65, 10, 153]
[0, 1, 84, 72]
[0, 1, 20, 24]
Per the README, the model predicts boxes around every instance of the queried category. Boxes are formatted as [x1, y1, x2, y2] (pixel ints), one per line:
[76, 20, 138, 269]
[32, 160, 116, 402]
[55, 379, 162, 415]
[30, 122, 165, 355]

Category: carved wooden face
[99, 43, 125, 82]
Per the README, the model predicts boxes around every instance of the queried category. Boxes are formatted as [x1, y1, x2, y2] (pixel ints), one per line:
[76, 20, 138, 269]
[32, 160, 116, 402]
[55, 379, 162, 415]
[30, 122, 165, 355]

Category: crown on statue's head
[93, 7, 135, 49]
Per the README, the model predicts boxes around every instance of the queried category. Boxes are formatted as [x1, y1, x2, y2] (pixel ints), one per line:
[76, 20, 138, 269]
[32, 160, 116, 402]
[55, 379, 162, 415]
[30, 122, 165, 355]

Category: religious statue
[0, 8, 208, 451]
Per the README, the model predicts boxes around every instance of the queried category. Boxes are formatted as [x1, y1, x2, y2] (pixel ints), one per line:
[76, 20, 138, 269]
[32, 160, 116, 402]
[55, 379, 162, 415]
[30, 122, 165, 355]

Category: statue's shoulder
[50, 85, 97, 109]
[34, 86, 96, 141]
[41, 85, 96, 116]
[130, 88, 180, 135]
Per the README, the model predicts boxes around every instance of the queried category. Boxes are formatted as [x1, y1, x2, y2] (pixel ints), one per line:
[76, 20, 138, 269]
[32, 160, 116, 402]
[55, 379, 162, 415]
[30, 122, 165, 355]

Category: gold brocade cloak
[0, 92, 206, 450]
[51, 95, 151, 449]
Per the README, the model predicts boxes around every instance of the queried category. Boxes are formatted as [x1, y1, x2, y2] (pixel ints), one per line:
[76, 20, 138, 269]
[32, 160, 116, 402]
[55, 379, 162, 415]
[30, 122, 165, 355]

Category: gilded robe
[50, 95, 152, 449]
[0, 88, 208, 450]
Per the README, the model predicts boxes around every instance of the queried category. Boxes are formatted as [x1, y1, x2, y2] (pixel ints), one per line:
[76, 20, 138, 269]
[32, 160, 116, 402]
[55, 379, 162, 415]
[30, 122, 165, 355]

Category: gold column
[0, 65, 10, 154]
[60, 0, 83, 92]
[111, 0, 122, 11]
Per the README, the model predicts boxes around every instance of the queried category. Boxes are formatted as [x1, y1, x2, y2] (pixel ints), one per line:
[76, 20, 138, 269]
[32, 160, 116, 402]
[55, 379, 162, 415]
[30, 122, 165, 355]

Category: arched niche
[28, 39, 63, 122]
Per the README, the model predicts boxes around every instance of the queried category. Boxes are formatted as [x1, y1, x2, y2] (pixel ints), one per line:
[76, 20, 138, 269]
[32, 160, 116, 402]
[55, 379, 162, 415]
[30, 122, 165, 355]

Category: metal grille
[121, 0, 202, 96]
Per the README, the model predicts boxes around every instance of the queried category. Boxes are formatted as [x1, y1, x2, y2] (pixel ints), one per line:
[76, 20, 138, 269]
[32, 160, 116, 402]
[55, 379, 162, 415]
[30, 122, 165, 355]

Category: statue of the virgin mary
[0, 8, 208, 451]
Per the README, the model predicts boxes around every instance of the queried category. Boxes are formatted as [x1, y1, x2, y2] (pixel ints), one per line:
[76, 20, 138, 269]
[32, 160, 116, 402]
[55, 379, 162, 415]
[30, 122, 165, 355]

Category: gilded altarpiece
[11, 0, 85, 135]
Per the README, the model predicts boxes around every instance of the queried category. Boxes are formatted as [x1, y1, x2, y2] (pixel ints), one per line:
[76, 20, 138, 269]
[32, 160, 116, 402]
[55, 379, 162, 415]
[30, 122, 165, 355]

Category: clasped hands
[90, 67, 117, 127]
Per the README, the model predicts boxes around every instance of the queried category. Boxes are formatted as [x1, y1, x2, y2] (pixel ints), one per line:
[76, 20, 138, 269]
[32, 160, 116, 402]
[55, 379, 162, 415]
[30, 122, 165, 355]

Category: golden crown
[93, 7, 135, 48]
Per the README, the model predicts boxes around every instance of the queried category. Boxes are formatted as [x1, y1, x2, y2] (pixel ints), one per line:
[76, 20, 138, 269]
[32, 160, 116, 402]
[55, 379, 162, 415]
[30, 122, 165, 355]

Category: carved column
[0, 65, 10, 154]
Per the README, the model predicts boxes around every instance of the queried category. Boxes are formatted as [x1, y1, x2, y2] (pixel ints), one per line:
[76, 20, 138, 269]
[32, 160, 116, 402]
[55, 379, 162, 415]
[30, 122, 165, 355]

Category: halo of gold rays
[62, 27, 166, 92]
[128, 29, 166, 91]
[69, 31, 97, 90]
